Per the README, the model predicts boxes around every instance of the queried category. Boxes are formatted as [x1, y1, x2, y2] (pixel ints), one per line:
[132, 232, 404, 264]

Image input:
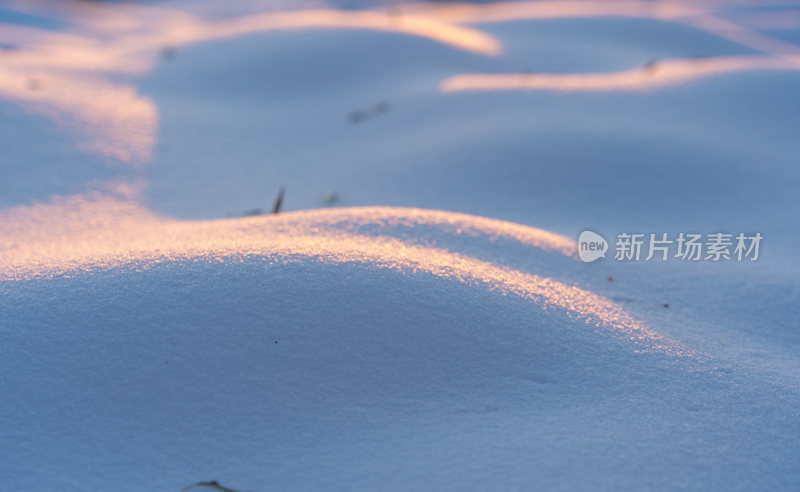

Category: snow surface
[1, 0, 800, 490]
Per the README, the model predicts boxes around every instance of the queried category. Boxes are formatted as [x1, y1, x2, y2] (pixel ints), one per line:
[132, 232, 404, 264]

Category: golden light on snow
[402, 1, 800, 56]
[1, 0, 798, 163]
[0, 191, 689, 357]
[3, 0, 790, 362]
[440, 55, 800, 93]
[206, 10, 502, 56]
[0, 68, 157, 162]
[0, 3, 499, 163]
[398, 0, 703, 24]
[726, 10, 800, 31]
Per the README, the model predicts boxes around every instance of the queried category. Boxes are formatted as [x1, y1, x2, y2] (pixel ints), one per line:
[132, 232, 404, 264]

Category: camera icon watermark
[578, 230, 762, 263]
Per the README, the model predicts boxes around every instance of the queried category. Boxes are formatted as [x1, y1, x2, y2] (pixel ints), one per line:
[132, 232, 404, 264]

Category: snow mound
[2, 195, 796, 491]
[2, 1, 800, 490]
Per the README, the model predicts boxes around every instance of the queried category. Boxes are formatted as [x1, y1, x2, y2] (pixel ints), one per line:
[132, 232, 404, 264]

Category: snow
[1, 1, 800, 490]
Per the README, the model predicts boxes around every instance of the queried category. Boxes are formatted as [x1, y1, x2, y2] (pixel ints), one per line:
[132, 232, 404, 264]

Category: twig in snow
[242, 208, 264, 217]
[182, 480, 239, 492]
[642, 58, 659, 74]
[272, 185, 286, 214]
[349, 101, 390, 124]
[322, 191, 339, 206]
